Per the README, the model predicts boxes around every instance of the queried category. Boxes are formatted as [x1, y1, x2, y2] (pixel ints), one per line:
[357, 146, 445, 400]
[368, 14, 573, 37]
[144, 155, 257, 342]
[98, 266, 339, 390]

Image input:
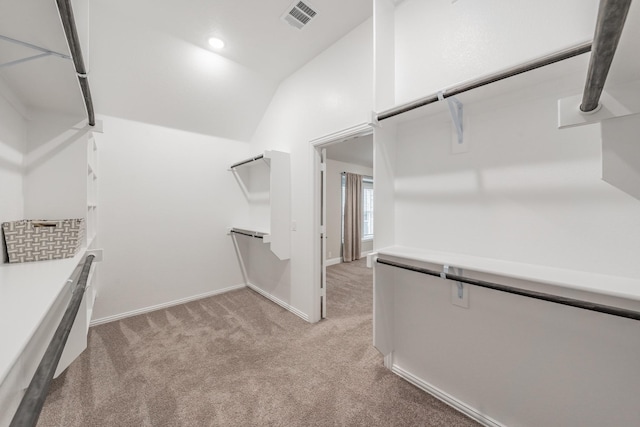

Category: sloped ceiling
[1, 0, 373, 142]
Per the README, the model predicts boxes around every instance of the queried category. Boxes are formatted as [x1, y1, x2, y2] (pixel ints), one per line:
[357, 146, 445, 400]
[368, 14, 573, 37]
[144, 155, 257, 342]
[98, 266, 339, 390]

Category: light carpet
[38, 258, 478, 426]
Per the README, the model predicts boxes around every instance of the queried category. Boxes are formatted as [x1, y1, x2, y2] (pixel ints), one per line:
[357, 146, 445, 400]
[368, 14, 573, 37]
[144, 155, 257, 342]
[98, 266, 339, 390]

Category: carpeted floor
[38, 258, 478, 426]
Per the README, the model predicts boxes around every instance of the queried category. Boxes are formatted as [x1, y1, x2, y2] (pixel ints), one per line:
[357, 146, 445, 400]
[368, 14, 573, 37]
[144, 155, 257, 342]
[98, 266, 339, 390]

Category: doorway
[312, 124, 374, 321]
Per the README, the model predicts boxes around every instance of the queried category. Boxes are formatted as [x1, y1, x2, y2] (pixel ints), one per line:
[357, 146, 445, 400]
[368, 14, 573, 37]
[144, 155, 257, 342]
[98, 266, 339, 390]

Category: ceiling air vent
[281, 1, 318, 30]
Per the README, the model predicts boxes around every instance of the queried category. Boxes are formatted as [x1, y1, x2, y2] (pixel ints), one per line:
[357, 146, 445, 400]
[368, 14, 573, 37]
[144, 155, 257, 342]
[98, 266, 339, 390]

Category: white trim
[326, 257, 342, 266]
[391, 365, 505, 427]
[90, 284, 246, 326]
[310, 122, 373, 147]
[361, 249, 374, 258]
[383, 352, 394, 369]
[311, 122, 375, 323]
[247, 282, 309, 322]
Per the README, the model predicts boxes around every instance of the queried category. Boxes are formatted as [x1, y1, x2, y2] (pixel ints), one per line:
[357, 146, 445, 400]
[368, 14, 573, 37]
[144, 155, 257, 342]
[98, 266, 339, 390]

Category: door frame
[310, 122, 374, 322]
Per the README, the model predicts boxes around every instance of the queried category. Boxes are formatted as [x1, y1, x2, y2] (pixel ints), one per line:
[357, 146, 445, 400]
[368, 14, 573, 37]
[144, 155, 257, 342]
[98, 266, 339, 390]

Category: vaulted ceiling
[0, 0, 372, 141]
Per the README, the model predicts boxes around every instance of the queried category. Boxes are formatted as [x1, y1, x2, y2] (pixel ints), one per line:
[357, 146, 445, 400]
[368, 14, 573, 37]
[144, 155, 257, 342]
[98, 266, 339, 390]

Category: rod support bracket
[454, 267, 465, 298]
[440, 265, 449, 280]
[438, 91, 464, 145]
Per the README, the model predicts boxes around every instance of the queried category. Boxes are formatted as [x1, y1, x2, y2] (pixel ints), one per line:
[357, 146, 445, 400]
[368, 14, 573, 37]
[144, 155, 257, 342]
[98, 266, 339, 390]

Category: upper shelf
[376, 45, 592, 127]
[376, 245, 640, 306]
[0, 0, 88, 118]
[229, 154, 266, 170]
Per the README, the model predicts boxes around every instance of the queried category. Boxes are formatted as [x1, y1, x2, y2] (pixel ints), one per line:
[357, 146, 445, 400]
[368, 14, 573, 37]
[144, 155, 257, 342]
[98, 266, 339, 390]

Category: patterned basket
[1, 219, 85, 263]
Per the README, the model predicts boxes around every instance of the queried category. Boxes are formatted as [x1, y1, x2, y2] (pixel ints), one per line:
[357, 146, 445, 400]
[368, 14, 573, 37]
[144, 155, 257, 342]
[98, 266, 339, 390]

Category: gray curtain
[343, 173, 362, 262]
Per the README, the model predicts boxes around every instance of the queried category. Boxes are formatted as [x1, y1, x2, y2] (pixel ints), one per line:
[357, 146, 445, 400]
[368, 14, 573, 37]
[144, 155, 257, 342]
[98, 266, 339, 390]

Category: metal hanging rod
[580, 0, 632, 113]
[230, 154, 265, 169]
[55, 0, 95, 127]
[10, 255, 96, 427]
[377, 258, 640, 321]
[376, 41, 592, 122]
[341, 172, 373, 180]
[230, 228, 266, 239]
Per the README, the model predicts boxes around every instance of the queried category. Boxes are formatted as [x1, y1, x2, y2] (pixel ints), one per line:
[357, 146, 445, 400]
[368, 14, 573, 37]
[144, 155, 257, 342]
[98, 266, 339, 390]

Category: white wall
[0, 82, 27, 263]
[394, 73, 640, 278]
[248, 19, 373, 320]
[394, 0, 598, 104]
[23, 110, 89, 221]
[602, 115, 640, 201]
[326, 159, 373, 262]
[91, 115, 250, 321]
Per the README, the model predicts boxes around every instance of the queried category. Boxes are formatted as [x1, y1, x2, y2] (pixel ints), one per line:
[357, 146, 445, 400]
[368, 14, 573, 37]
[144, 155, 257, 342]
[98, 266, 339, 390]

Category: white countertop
[377, 246, 640, 303]
[0, 249, 85, 385]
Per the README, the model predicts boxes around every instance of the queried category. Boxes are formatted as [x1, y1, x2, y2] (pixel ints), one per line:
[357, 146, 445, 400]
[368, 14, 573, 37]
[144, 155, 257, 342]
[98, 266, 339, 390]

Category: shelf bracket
[438, 91, 464, 145]
[0, 34, 71, 69]
[454, 267, 464, 298]
[442, 265, 465, 298]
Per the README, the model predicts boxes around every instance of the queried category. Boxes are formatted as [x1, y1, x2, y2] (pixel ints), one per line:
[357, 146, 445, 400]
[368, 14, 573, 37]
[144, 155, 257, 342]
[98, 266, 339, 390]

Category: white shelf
[377, 245, 640, 303]
[229, 150, 290, 260]
[229, 227, 271, 242]
[0, 249, 86, 385]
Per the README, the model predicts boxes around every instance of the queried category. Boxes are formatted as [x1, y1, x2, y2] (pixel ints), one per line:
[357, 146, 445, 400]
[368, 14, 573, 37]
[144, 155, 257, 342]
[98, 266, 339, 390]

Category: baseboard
[391, 365, 505, 427]
[90, 283, 246, 326]
[326, 257, 342, 266]
[246, 282, 309, 322]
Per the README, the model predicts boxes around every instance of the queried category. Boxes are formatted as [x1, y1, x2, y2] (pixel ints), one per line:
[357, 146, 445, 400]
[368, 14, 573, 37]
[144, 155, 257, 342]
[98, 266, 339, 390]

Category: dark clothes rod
[230, 155, 265, 169]
[341, 172, 373, 180]
[580, 0, 632, 112]
[376, 41, 592, 122]
[230, 229, 265, 239]
[55, 0, 95, 127]
[10, 255, 96, 427]
[376, 258, 640, 321]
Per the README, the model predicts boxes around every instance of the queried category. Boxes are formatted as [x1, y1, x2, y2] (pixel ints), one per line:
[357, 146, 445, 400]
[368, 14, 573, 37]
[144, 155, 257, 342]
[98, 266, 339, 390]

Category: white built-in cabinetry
[0, 132, 99, 427]
[86, 136, 98, 245]
[229, 150, 291, 260]
[370, 2, 640, 425]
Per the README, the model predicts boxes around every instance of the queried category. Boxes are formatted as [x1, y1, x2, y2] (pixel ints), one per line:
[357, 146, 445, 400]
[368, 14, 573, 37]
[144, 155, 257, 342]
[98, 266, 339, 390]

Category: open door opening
[312, 125, 374, 320]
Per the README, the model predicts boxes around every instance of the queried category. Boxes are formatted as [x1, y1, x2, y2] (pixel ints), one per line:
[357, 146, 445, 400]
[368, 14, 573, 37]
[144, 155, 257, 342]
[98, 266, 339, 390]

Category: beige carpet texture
[38, 259, 478, 426]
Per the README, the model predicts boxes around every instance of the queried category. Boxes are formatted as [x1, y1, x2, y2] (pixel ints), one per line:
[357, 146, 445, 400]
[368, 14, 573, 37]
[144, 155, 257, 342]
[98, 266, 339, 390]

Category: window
[362, 178, 374, 240]
[341, 174, 374, 242]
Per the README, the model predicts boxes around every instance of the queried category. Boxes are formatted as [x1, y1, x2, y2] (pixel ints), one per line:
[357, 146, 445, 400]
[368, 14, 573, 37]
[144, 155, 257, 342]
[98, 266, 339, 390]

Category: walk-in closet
[1, 0, 639, 426]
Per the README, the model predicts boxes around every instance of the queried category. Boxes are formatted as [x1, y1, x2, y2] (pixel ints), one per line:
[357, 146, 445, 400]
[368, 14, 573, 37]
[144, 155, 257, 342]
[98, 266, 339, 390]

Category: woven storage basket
[1, 219, 85, 263]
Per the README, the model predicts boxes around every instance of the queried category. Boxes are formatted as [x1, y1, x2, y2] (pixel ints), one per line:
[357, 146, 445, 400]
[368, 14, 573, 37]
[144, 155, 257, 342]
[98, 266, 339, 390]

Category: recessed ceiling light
[208, 37, 225, 49]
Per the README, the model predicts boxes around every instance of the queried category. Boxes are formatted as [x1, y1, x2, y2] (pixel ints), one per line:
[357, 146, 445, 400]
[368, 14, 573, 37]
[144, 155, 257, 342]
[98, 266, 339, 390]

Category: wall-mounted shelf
[229, 227, 270, 241]
[229, 150, 290, 260]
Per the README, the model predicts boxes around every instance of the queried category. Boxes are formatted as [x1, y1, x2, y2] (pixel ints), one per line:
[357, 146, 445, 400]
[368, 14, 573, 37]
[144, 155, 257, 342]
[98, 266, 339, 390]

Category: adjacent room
[2, 0, 640, 426]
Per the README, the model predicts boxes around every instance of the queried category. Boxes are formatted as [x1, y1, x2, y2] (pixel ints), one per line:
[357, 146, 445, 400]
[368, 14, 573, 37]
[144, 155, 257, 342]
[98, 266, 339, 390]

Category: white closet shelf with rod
[228, 150, 291, 260]
[376, 0, 635, 128]
[375, 246, 640, 321]
[228, 227, 271, 242]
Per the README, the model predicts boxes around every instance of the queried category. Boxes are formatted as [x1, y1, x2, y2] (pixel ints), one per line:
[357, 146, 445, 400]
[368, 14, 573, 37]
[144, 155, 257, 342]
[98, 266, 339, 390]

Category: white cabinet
[229, 150, 291, 260]
[0, 130, 100, 426]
